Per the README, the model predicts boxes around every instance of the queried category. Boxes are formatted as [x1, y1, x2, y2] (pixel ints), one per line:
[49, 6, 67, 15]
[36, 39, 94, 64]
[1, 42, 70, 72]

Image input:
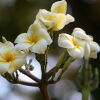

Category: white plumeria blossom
[0, 41, 26, 74]
[58, 33, 84, 58]
[72, 28, 100, 58]
[36, 0, 74, 31]
[15, 22, 52, 54]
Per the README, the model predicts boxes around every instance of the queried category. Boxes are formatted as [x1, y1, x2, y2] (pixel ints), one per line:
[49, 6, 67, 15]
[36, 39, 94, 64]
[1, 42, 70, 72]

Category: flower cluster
[0, 0, 99, 75]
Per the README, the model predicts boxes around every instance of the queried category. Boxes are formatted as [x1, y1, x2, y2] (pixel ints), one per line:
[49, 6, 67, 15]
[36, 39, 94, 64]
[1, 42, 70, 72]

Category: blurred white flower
[58, 33, 84, 58]
[0, 41, 26, 74]
[0, 76, 10, 98]
[7, 92, 32, 100]
[15, 22, 52, 54]
[69, 92, 82, 100]
[72, 28, 100, 58]
[53, 79, 78, 100]
[36, 0, 74, 31]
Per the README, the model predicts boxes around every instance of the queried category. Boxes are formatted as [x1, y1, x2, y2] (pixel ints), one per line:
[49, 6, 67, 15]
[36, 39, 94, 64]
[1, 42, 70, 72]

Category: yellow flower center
[26, 35, 39, 44]
[71, 39, 81, 48]
[2, 52, 15, 62]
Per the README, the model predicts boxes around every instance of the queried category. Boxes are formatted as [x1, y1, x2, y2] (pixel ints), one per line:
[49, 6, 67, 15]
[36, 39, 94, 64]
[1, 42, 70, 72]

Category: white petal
[5, 41, 14, 48]
[39, 19, 56, 30]
[15, 43, 33, 50]
[52, 14, 69, 31]
[34, 20, 47, 30]
[58, 33, 75, 48]
[51, 0, 67, 14]
[90, 41, 100, 52]
[38, 28, 53, 45]
[89, 41, 100, 53]
[27, 22, 41, 35]
[30, 39, 47, 54]
[0, 42, 14, 54]
[65, 14, 75, 25]
[8, 57, 26, 74]
[0, 62, 10, 74]
[36, 9, 56, 29]
[68, 47, 84, 58]
[72, 28, 93, 41]
[76, 39, 87, 46]
[14, 33, 29, 43]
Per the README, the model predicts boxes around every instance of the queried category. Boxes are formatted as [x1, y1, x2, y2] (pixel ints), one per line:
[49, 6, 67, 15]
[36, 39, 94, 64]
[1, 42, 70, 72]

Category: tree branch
[19, 68, 41, 82]
[15, 80, 39, 87]
[40, 85, 51, 100]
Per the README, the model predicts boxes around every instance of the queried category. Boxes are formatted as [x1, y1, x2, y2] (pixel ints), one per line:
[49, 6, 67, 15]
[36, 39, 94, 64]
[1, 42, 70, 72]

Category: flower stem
[40, 85, 51, 100]
[82, 89, 90, 100]
[82, 50, 90, 100]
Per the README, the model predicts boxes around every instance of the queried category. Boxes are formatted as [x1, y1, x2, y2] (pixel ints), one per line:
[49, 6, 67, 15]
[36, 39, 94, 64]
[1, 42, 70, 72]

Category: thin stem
[14, 80, 39, 87]
[44, 46, 49, 72]
[19, 68, 41, 82]
[82, 53, 90, 100]
[40, 85, 51, 100]
[83, 58, 89, 90]
[46, 65, 58, 79]
[36, 54, 46, 79]
[46, 50, 68, 79]
[3, 74, 39, 87]
[48, 57, 74, 84]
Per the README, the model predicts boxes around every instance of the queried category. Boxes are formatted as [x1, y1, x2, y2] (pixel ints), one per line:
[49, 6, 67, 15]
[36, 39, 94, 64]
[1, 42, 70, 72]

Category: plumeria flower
[72, 28, 100, 58]
[15, 22, 52, 54]
[36, 0, 75, 31]
[58, 33, 84, 58]
[0, 41, 26, 74]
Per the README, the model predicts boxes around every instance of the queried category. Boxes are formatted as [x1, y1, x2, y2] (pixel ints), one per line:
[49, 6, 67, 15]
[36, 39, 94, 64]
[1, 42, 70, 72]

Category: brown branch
[2, 73, 39, 87]
[7, 79, 39, 87]
[19, 68, 41, 82]
[15, 80, 39, 87]
[40, 85, 51, 100]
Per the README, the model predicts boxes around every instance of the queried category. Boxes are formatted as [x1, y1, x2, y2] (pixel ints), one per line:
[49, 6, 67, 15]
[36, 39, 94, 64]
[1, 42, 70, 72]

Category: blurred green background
[0, 0, 100, 100]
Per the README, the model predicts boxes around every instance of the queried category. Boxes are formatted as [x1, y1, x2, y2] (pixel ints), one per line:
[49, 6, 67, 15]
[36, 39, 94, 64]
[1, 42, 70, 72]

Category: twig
[19, 68, 41, 82]
[15, 80, 39, 87]
[2, 73, 39, 87]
